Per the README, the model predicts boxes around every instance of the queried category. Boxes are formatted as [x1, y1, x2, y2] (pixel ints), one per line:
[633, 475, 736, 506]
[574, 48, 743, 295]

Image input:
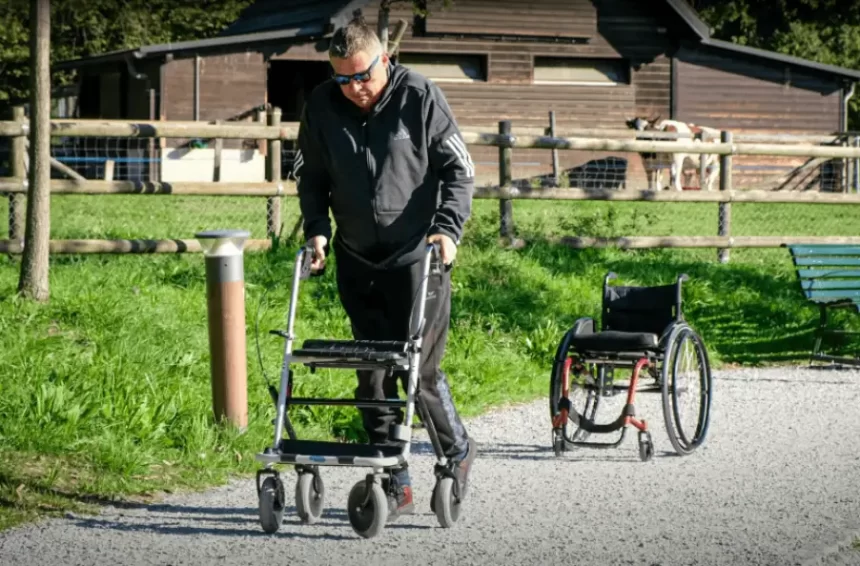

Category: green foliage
[0, 0, 253, 106]
[692, 0, 860, 130]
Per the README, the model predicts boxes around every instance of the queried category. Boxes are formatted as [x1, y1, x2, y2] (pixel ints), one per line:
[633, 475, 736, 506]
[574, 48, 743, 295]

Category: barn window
[397, 53, 487, 82]
[532, 57, 629, 86]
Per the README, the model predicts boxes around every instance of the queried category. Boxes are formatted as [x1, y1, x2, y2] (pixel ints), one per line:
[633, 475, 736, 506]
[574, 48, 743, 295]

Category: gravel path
[2, 366, 859, 566]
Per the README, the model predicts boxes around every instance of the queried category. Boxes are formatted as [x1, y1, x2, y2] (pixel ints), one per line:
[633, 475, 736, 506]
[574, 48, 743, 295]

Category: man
[292, 15, 477, 518]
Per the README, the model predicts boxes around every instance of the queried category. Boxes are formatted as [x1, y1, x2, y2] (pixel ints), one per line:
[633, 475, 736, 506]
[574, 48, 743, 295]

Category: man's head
[328, 16, 390, 111]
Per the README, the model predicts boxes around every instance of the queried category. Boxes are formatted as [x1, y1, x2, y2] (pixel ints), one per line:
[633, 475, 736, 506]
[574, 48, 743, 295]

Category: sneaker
[453, 438, 477, 499]
[385, 471, 415, 520]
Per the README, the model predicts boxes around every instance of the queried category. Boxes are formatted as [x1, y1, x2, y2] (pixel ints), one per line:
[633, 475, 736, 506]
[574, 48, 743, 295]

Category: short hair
[328, 15, 382, 59]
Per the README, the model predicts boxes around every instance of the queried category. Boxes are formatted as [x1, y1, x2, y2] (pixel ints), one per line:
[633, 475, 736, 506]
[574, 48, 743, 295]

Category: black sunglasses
[332, 55, 380, 85]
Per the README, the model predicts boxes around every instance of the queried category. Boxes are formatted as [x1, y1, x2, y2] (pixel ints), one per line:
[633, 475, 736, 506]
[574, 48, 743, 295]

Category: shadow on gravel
[477, 442, 683, 463]
[72, 516, 355, 541]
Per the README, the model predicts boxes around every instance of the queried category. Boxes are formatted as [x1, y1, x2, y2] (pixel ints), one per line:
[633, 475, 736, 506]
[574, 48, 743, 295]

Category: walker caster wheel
[347, 477, 388, 539]
[433, 477, 462, 528]
[295, 470, 324, 524]
[638, 431, 654, 462]
[258, 476, 285, 534]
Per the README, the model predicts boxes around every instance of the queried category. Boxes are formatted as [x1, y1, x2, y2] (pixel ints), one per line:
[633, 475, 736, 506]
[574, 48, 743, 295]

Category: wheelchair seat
[570, 330, 659, 353]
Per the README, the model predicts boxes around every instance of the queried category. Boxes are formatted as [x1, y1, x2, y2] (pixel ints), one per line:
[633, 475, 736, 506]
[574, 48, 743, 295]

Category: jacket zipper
[363, 117, 380, 242]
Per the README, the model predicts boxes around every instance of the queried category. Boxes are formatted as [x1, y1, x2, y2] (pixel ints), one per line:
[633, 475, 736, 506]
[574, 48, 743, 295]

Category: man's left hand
[427, 233, 457, 265]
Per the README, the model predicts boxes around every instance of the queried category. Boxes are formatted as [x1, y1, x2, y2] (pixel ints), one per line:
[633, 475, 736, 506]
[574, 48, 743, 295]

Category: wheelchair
[549, 272, 713, 461]
[254, 243, 463, 539]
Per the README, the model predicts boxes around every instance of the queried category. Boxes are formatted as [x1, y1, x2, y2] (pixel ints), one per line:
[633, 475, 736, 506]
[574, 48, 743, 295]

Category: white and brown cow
[626, 116, 720, 191]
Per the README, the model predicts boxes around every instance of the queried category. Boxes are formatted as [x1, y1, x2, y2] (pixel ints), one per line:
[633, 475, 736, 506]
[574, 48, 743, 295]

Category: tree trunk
[378, 0, 390, 52]
[18, 0, 51, 302]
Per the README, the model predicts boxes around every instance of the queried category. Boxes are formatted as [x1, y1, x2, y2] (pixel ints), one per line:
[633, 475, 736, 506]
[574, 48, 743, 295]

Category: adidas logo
[392, 126, 410, 141]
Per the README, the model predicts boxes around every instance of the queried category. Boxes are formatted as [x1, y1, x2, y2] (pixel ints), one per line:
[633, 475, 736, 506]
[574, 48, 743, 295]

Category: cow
[626, 116, 720, 191]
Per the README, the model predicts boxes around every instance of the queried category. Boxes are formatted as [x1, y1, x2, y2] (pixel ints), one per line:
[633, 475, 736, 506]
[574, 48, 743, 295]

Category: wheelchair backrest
[602, 283, 681, 336]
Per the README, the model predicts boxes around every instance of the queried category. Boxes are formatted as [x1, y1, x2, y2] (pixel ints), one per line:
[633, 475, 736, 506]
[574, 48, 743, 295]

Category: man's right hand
[308, 235, 328, 273]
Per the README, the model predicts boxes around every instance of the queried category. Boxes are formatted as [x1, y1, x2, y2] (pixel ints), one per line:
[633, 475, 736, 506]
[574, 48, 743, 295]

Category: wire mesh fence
[485, 136, 860, 194]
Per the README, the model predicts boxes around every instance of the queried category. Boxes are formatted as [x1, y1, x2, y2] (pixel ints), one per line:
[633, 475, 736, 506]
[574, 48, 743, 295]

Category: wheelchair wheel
[549, 326, 602, 446]
[660, 324, 713, 455]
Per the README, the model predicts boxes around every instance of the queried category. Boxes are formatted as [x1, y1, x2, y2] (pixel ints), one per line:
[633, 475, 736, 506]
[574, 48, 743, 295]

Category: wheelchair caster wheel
[433, 477, 462, 528]
[258, 476, 285, 534]
[347, 477, 388, 539]
[295, 470, 324, 524]
[552, 429, 564, 457]
[638, 431, 654, 462]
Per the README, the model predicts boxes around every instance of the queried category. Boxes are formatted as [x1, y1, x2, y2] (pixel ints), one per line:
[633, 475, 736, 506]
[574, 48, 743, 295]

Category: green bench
[786, 244, 860, 366]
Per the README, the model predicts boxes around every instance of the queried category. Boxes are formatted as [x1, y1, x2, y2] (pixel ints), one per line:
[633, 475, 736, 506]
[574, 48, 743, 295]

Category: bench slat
[804, 289, 860, 301]
[801, 280, 860, 290]
[788, 245, 860, 256]
[793, 257, 860, 267]
[797, 269, 860, 279]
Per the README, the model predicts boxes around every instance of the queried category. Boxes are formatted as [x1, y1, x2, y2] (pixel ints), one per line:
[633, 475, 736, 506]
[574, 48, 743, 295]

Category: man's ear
[382, 52, 390, 65]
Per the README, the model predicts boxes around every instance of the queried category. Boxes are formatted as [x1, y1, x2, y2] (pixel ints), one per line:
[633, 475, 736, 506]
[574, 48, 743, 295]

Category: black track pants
[334, 245, 470, 460]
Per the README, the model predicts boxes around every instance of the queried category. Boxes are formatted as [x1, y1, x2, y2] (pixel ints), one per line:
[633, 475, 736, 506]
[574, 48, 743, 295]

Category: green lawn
[0, 194, 858, 531]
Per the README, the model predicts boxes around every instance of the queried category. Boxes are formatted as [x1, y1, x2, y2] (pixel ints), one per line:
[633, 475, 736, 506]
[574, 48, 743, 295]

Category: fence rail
[2, 108, 859, 263]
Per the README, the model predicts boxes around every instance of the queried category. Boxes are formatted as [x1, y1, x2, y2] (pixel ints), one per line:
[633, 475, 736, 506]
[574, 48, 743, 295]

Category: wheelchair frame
[254, 243, 464, 538]
[549, 272, 713, 461]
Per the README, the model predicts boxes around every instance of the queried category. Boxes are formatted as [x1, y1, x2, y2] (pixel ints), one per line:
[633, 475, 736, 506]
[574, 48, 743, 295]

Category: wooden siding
[366, 0, 674, 183]
[675, 46, 846, 191]
[422, 0, 597, 39]
[162, 52, 267, 148]
[674, 46, 843, 132]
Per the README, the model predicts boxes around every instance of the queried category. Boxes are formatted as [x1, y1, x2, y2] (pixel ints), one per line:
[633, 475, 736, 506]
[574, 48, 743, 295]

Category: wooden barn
[53, 0, 860, 190]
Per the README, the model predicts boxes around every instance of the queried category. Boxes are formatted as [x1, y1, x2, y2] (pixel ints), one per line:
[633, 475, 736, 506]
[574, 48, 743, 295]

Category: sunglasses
[332, 55, 380, 85]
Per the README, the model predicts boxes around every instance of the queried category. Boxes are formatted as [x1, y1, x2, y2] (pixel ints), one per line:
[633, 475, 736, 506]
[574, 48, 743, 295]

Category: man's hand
[427, 233, 457, 265]
[307, 235, 327, 273]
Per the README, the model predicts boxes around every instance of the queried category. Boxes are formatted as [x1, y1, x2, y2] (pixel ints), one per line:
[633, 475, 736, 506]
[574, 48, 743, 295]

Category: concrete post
[195, 229, 251, 431]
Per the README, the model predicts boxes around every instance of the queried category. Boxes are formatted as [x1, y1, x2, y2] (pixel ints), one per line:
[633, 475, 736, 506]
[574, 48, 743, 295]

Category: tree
[0, 0, 254, 110]
[18, 0, 51, 301]
[690, 0, 860, 129]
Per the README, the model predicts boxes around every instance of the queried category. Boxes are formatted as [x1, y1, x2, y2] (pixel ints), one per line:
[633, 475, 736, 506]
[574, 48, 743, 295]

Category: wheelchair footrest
[292, 339, 410, 364]
[261, 439, 406, 466]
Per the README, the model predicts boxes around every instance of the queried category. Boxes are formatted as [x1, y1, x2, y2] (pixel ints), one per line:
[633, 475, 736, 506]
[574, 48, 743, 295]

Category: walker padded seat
[292, 339, 410, 363]
[570, 330, 659, 353]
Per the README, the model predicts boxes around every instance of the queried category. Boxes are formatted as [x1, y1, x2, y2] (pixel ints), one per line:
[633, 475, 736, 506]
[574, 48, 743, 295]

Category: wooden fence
[2, 108, 860, 262]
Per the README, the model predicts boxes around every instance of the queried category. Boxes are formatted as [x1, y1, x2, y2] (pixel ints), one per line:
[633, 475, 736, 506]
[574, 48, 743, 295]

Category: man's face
[330, 50, 389, 111]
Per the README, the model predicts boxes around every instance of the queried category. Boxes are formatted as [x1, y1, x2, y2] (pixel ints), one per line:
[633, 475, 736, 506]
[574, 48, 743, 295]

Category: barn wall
[162, 52, 267, 125]
[674, 46, 845, 191]
[360, 0, 675, 184]
[160, 52, 268, 181]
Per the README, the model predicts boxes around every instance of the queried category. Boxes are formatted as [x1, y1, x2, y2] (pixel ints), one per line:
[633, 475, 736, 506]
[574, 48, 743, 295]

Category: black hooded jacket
[292, 61, 474, 268]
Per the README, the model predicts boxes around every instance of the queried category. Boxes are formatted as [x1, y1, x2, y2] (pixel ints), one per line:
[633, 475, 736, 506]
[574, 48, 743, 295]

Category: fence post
[213, 119, 223, 182]
[498, 120, 513, 239]
[9, 106, 26, 242]
[267, 106, 282, 239]
[549, 111, 559, 186]
[853, 136, 860, 193]
[718, 130, 733, 264]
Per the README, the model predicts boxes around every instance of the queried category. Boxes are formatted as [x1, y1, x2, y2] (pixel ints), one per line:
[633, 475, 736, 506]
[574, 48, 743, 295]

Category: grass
[1, 194, 858, 531]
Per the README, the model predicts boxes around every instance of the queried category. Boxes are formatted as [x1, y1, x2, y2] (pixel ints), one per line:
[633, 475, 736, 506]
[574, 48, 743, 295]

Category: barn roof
[52, 0, 860, 82]
[52, 0, 363, 71]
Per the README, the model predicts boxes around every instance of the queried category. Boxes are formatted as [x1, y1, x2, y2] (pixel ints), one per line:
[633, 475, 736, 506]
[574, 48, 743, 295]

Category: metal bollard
[195, 229, 251, 431]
